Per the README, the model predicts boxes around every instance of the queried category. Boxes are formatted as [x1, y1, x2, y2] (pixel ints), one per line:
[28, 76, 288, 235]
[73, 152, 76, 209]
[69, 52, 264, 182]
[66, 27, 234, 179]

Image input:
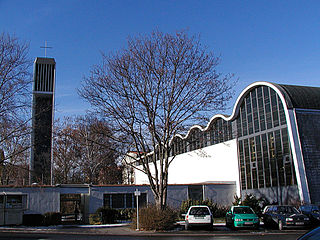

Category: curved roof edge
[171, 81, 320, 142]
[274, 83, 320, 110]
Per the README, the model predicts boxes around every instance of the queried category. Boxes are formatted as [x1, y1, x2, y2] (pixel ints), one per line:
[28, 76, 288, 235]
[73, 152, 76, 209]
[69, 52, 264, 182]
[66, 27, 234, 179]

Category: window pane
[268, 132, 277, 187]
[139, 193, 147, 208]
[256, 135, 264, 188]
[126, 193, 133, 208]
[6, 195, 22, 208]
[257, 87, 266, 131]
[112, 194, 125, 208]
[244, 139, 252, 189]
[264, 87, 273, 129]
[282, 128, 294, 186]
[252, 90, 260, 133]
[239, 140, 246, 190]
[237, 117, 242, 138]
[246, 96, 253, 135]
[275, 130, 285, 186]
[132, 193, 147, 208]
[188, 185, 203, 201]
[241, 104, 248, 136]
[262, 134, 271, 187]
[250, 137, 258, 189]
[278, 96, 286, 125]
[104, 194, 111, 208]
[271, 90, 279, 127]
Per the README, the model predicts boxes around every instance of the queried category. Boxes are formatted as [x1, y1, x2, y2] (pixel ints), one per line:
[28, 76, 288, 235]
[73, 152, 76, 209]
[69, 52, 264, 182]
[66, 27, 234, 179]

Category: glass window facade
[188, 185, 203, 201]
[236, 86, 296, 190]
[104, 193, 147, 209]
[170, 118, 233, 156]
[168, 85, 297, 192]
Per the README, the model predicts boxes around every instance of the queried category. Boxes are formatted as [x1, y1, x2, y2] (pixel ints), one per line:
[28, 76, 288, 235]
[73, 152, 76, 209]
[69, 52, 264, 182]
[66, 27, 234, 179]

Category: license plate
[296, 222, 304, 225]
[195, 217, 204, 219]
[244, 222, 253, 225]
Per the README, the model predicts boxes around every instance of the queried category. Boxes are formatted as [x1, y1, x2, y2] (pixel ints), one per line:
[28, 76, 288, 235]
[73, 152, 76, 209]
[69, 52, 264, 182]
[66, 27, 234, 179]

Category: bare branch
[79, 29, 235, 209]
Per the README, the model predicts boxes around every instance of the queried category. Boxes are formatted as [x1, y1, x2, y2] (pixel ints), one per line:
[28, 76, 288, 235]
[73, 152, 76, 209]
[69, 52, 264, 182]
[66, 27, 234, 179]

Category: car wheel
[278, 220, 283, 230]
[232, 221, 236, 230]
[254, 223, 260, 230]
[225, 220, 230, 228]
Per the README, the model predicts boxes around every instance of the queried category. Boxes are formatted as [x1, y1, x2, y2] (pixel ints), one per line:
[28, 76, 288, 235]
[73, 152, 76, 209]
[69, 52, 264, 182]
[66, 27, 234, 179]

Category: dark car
[299, 205, 320, 226]
[262, 205, 311, 230]
[297, 226, 320, 240]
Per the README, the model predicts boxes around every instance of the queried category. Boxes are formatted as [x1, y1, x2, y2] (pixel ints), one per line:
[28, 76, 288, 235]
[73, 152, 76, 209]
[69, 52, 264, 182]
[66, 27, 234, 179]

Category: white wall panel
[134, 139, 240, 195]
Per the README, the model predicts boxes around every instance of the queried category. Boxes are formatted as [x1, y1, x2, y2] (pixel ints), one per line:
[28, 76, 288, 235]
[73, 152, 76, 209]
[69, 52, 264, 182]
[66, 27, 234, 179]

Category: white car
[184, 205, 213, 230]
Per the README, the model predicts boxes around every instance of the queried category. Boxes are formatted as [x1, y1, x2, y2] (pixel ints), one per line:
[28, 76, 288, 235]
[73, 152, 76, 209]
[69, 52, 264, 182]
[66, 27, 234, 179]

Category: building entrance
[60, 194, 84, 224]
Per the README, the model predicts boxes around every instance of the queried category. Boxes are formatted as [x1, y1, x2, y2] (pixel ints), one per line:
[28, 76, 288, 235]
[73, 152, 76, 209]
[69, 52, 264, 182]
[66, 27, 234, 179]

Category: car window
[277, 206, 300, 214]
[233, 207, 254, 214]
[189, 207, 210, 215]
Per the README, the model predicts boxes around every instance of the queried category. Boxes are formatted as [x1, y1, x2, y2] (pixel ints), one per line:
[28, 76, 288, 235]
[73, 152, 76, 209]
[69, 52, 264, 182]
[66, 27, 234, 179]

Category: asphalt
[0, 223, 308, 237]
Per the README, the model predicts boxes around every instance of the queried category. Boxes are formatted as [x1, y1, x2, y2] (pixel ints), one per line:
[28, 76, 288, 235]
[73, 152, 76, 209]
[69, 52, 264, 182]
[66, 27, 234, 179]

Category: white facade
[134, 139, 240, 196]
[122, 152, 138, 185]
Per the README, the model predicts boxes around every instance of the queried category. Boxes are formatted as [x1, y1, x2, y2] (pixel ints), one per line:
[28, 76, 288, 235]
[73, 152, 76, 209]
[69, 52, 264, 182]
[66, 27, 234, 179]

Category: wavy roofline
[171, 81, 291, 142]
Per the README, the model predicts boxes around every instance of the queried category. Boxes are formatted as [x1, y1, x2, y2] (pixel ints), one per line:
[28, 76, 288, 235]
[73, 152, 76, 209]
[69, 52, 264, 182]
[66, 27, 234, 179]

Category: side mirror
[181, 213, 186, 217]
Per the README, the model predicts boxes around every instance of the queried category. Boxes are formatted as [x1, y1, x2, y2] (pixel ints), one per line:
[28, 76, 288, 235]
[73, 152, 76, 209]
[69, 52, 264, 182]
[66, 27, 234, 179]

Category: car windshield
[233, 207, 254, 214]
[189, 207, 210, 215]
[277, 206, 300, 214]
[311, 206, 320, 212]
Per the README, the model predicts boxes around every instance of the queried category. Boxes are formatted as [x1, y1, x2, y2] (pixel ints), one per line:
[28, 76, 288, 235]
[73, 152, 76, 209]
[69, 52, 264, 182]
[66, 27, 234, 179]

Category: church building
[134, 82, 320, 205]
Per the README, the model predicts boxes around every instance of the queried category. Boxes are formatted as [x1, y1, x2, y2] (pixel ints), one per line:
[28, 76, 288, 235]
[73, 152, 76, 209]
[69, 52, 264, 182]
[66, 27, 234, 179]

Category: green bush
[43, 212, 61, 226]
[23, 214, 44, 226]
[232, 194, 271, 216]
[117, 208, 135, 221]
[211, 204, 229, 218]
[131, 205, 178, 231]
[96, 207, 118, 224]
[91, 208, 134, 224]
[180, 199, 228, 218]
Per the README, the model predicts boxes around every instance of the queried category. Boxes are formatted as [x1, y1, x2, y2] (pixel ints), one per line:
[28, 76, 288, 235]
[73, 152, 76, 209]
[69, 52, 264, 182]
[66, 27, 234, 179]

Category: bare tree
[53, 117, 82, 184]
[0, 119, 29, 185]
[53, 116, 121, 184]
[0, 32, 32, 182]
[79, 30, 235, 209]
[75, 115, 121, 184]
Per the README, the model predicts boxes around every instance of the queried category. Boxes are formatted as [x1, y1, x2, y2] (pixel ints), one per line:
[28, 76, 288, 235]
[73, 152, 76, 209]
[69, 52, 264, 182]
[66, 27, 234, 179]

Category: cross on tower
[40, 41, 53, 57]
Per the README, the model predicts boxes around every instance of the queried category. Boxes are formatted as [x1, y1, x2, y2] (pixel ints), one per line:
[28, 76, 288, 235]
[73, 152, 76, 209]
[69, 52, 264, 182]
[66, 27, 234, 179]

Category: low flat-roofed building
[0, 182, 236, 225]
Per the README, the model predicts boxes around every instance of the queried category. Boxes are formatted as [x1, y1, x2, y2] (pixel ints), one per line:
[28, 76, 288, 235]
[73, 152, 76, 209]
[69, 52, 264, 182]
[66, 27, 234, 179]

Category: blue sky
[1, 0, 320, 118]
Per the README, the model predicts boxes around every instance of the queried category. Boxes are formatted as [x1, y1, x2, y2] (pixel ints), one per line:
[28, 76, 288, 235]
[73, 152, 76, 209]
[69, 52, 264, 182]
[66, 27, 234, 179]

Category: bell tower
[30, 57, 55, 185]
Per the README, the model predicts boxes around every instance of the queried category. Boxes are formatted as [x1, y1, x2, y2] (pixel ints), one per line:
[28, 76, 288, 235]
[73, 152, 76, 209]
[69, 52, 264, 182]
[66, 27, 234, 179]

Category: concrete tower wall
[30, 58, 55, 185]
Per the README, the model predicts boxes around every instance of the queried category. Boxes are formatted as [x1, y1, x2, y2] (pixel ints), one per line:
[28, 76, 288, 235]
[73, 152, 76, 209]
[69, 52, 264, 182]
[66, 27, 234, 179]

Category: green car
[226, 206, 260, 229]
